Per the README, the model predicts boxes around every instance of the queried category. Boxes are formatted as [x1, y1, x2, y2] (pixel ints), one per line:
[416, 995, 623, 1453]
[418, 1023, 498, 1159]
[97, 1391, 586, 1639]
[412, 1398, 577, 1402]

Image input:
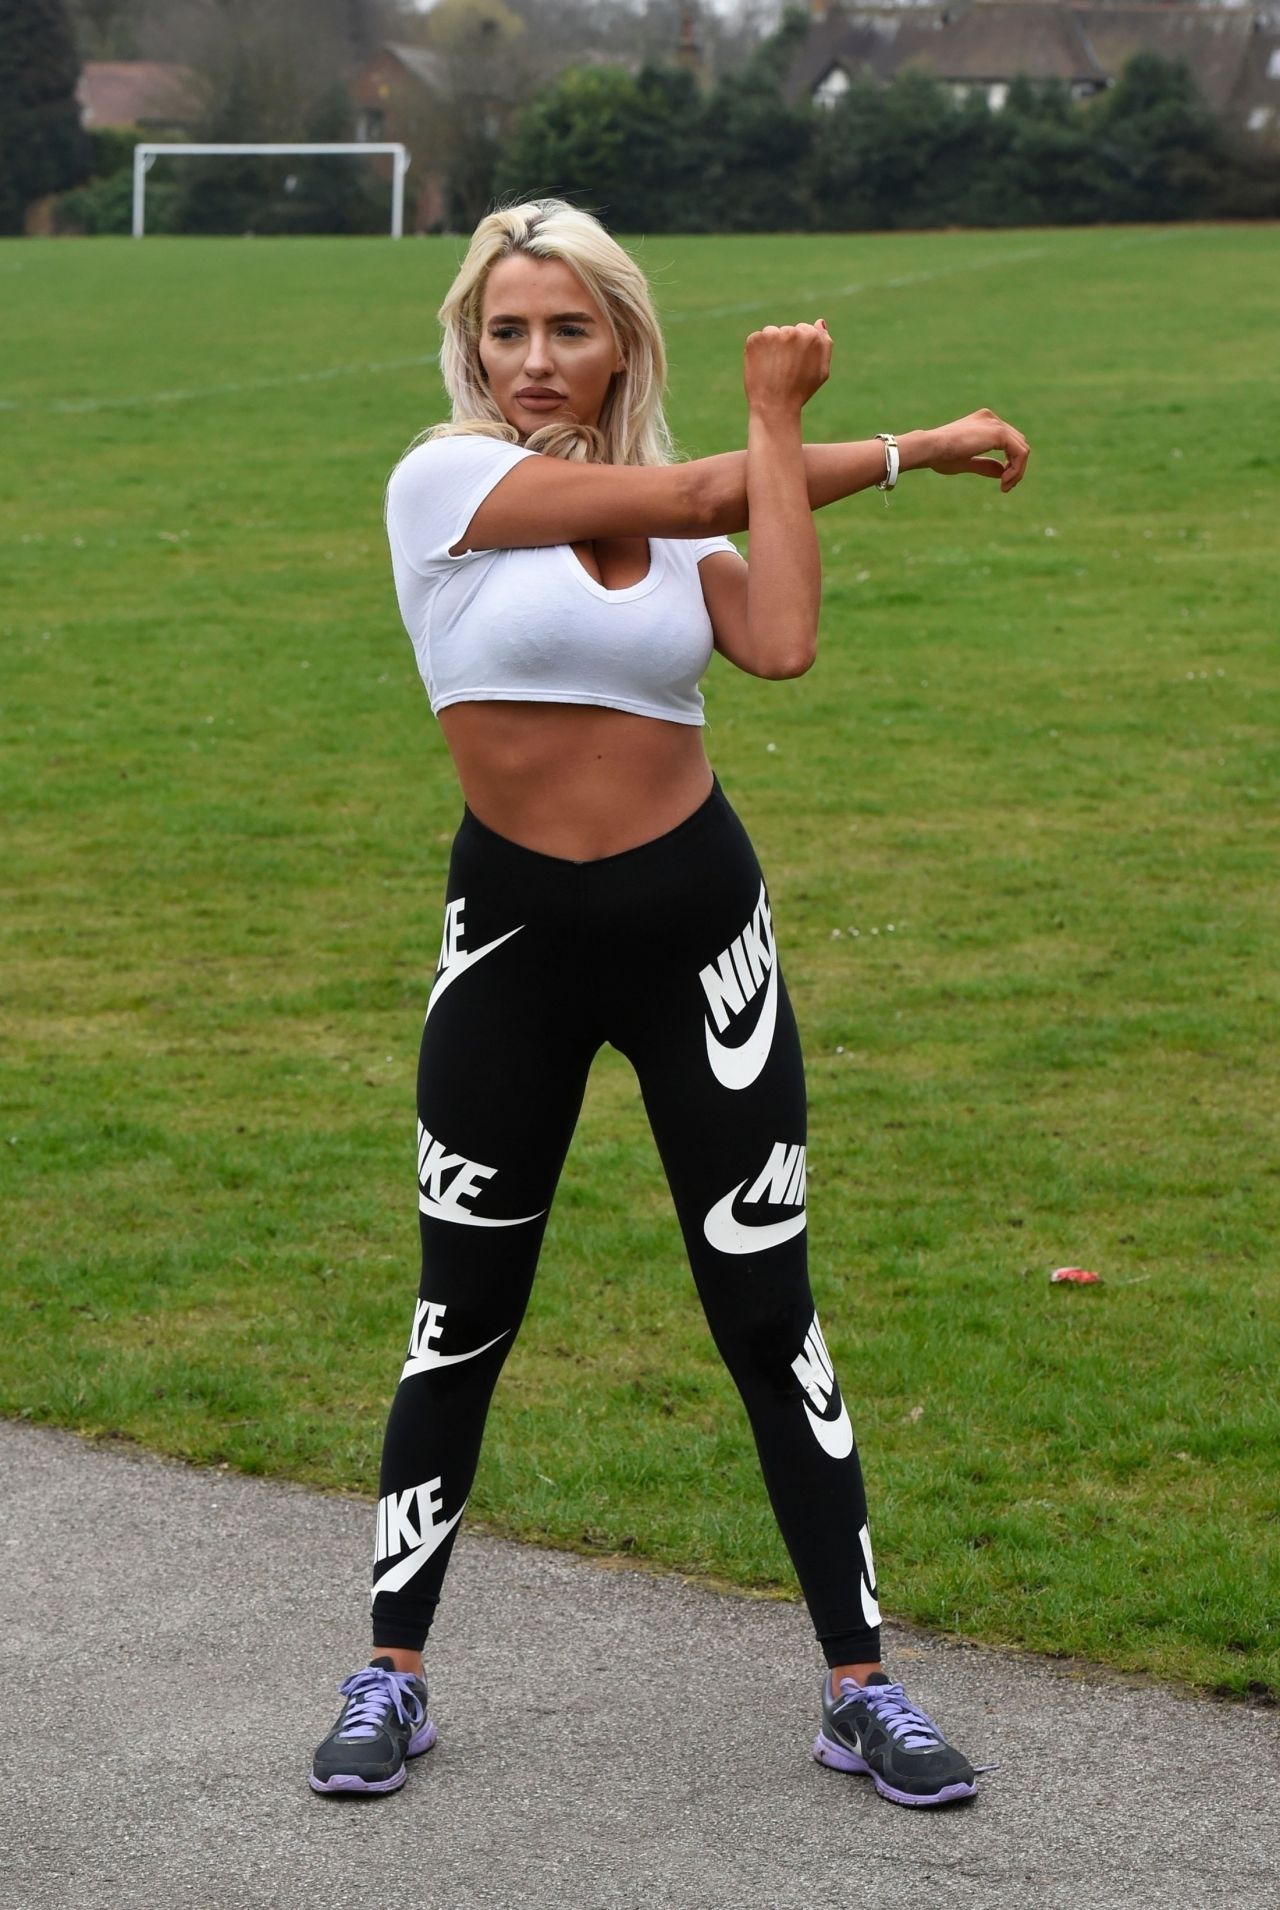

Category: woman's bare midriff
[438, 701, 715, 862]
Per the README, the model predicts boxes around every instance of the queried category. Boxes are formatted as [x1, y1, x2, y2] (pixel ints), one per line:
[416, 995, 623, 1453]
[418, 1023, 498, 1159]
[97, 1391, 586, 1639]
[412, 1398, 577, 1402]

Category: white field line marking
[662, 228, 1182, 322]
[664, 245, 1050, 322]
[0, 231, 1180, 416]
[1107, 229, 1180, 250]
[0, 352, 441, 416]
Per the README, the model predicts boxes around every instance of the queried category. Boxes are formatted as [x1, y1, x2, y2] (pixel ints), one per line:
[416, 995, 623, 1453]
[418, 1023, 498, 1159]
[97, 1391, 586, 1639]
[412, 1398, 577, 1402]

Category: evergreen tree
[696, 57, 813, 232]
[746, 5, 814, 89]
[695, 10, 815, 231]
[1087, 54, 1226, 222]
[0, 0, 92, 233]
[999, 78, 1108, 227]
[807, 72, 959, 232]
[496, 63, 702, 231]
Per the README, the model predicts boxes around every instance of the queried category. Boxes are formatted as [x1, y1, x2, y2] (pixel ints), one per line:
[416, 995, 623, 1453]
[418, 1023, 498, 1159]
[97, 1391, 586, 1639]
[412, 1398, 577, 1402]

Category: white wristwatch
[875, 432, 900, 492]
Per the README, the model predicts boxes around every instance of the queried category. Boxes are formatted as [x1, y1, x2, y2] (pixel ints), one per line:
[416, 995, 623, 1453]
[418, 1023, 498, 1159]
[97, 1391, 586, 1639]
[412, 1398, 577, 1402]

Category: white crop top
[384, 435, 743, 726]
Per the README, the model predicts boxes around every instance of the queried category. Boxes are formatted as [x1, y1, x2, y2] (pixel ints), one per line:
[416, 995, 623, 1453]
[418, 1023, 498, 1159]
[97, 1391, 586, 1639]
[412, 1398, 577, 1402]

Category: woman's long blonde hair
[428, 198, 673, 467]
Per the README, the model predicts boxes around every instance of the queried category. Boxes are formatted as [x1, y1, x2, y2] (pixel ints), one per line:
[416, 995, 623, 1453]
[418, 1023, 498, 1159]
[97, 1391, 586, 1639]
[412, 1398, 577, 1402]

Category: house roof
[384, 41, 448, 92]
[789, 7, 941, 98]
[76, 62, 200, 131]
[904, 3, 1107, 85]
[786, 3, 1280, 117]
[1073, 6, 1264, 112]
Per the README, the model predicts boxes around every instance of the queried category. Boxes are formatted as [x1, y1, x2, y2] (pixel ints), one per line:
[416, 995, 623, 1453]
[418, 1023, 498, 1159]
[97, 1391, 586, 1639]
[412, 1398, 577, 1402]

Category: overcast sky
[403, 1, 784, 13]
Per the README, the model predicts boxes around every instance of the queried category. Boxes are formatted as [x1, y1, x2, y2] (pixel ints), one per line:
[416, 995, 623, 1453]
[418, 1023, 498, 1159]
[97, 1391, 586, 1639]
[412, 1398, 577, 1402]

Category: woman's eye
[487, 325, 588, 341]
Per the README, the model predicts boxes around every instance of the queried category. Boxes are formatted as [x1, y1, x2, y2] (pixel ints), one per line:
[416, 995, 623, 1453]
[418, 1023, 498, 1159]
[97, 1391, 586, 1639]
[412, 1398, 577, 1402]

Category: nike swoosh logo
[702, 1181, 806, 1256]
[804, 1396, 854, 1460]
[858, 1522, 881, 1628]
[370, 1504, 465, 1599]
[400, 1329, 510, 1382]
[418, 1193, 545, 1228]
[704, 951, 778, 1091]
[424, 926, 523, 1024]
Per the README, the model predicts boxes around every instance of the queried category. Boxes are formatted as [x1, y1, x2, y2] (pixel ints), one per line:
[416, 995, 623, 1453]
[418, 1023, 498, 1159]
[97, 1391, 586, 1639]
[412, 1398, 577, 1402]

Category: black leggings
[371, 778, 882, 1669]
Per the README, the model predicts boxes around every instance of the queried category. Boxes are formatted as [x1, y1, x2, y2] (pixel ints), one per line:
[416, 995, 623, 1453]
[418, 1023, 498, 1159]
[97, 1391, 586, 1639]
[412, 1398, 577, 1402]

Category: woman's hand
[743, 320, 832, 419]
[923, 408, 1030, 492]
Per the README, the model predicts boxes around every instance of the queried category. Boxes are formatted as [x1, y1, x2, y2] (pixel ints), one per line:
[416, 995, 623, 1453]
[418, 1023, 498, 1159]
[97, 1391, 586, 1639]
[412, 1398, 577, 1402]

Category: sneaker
[814, 1671, 978, 1807]
[310, 1657, 436, 1795]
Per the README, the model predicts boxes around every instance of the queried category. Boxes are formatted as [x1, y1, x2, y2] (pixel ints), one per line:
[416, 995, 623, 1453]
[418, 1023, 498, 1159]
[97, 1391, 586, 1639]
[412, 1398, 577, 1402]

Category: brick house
[350, 42, 455, 231]
[76, 62, 201, 134]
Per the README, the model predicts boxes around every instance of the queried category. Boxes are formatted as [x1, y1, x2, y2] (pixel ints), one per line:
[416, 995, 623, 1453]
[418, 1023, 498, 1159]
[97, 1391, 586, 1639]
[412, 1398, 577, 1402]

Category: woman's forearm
[696, 430, 941, 533]
[743, 402, 821, 678]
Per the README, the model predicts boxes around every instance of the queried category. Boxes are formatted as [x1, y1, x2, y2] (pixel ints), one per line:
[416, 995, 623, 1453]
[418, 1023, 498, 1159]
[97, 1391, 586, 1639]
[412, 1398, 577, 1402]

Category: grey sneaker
[814, 1672, 978, 1807]
[310, 1657, 436, 1795]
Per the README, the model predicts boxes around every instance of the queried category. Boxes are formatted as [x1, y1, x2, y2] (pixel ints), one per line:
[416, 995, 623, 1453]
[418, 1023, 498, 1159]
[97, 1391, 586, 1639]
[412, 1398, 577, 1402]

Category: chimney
[676, 3, 703, 81]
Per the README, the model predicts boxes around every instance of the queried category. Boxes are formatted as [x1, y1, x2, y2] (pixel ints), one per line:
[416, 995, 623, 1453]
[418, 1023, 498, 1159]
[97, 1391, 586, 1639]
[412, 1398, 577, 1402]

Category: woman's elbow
[778, 647, 818, 680]
[751, 635, 818, 679]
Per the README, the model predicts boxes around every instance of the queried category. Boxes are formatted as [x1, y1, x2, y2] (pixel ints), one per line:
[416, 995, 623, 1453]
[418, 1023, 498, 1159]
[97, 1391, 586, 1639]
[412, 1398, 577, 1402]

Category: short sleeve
[690, 534, 745, 564]
[386, 435, 539, 574]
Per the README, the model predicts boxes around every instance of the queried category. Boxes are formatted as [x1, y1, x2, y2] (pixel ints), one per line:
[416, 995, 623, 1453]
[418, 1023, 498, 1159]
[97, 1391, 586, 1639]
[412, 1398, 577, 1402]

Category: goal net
[131, 143, 412, 238]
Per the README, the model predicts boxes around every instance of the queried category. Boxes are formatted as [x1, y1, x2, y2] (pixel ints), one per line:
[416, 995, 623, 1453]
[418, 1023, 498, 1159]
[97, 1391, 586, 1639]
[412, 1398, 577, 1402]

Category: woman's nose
[522, 331, 554, 375]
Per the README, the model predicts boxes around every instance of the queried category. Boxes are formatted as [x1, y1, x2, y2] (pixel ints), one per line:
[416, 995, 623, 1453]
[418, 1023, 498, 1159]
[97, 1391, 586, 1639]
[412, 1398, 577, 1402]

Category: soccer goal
[130, 143, 412, 239]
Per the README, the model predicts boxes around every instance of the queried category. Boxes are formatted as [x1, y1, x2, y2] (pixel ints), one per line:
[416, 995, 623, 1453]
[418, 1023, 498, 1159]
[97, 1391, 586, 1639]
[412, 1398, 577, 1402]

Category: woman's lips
[517, 390, 564, 407]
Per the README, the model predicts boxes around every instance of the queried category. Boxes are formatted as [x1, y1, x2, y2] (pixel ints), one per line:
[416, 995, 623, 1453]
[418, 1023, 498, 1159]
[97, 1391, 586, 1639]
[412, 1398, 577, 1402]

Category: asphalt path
[3, 1420, 1276, 1910]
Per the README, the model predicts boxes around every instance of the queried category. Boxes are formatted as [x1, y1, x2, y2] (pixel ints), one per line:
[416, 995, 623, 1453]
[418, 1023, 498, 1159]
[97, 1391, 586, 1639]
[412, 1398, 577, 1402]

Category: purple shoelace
[335, 1665, 425, 1741]
[838, 1679, 941, 1751]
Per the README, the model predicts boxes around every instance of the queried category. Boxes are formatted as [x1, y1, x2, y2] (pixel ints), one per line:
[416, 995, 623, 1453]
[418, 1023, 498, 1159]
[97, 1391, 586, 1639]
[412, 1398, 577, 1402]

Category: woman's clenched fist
[743, 320, 832, 417]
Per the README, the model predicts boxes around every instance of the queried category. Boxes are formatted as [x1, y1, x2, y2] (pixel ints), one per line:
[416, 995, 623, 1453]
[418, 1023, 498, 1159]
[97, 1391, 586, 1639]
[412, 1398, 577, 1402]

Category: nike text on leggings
[371, 778, 882, 1668]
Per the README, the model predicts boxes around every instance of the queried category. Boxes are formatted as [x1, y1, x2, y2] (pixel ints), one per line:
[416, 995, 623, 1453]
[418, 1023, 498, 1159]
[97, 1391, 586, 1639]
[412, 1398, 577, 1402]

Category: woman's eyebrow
[485, 310, 597, 324]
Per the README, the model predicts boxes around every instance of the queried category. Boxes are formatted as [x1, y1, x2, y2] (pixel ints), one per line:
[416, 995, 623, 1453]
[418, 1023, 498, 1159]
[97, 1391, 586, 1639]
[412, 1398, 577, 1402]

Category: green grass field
[3, 227, 1277, 1699]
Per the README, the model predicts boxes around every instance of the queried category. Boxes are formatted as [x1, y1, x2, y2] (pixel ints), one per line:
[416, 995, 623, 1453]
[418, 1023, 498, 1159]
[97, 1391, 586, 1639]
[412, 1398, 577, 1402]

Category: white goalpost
[131, 143, 412, 239]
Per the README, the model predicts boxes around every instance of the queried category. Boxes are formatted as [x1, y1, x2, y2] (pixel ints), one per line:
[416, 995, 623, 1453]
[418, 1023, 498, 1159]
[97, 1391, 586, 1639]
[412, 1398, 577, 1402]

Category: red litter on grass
[1050, 1267, 1102, 1285]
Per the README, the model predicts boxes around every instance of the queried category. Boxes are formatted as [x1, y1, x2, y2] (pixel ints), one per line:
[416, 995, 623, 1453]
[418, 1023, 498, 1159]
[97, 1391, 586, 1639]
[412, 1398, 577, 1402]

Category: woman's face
[477, 253, 624, 439]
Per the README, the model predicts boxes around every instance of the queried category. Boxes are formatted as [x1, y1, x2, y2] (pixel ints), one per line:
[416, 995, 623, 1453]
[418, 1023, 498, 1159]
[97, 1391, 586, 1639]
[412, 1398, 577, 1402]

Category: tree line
[5, 0, 1279, 237]
[497, 29, 1280, 230]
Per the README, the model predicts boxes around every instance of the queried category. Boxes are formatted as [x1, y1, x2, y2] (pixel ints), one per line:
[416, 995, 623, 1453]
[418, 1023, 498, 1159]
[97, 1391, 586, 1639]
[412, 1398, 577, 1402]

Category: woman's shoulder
[385, 430, 548, 575]
[389, 429, 536, 496]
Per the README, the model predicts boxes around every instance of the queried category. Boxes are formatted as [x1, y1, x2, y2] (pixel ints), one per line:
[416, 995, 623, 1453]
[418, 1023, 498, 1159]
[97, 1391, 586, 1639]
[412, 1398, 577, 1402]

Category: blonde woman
[310, 198, 1029, 1806]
